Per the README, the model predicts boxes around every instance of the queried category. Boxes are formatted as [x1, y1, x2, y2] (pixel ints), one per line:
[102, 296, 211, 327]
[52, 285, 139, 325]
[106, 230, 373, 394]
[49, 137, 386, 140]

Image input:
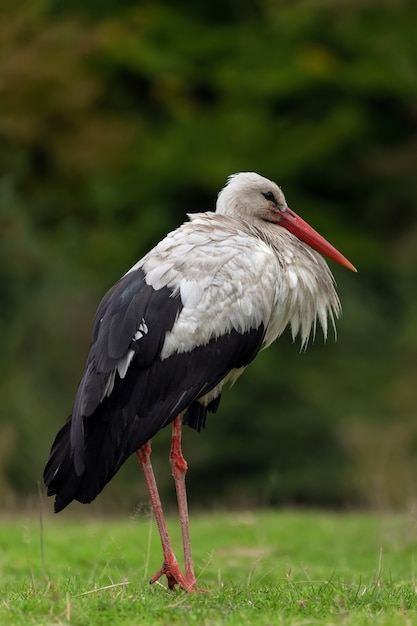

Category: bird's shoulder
[136, 212, 278, 293]
[137, 213, 280, 358]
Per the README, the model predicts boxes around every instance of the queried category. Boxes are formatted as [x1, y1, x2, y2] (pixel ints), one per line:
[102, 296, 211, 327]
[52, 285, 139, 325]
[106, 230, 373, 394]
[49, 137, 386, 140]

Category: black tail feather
[43, 417, 82, 512]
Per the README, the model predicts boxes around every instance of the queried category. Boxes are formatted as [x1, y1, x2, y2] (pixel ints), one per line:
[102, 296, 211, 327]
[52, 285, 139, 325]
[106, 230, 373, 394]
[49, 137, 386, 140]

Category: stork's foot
[150, 561, 207, 593]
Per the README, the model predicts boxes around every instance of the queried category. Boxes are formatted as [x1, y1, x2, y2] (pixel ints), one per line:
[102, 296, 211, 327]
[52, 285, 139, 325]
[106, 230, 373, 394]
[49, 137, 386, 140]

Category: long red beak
[279, 207, 357, 272]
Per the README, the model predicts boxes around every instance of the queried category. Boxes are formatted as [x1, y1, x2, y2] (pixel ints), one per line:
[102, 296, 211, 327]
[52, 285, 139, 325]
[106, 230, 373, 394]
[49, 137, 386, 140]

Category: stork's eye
[262, 191, 276, 202]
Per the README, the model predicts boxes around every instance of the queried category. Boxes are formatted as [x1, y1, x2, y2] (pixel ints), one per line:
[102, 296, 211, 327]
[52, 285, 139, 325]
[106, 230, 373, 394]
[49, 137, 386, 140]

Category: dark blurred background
[1, 0, 417, 513]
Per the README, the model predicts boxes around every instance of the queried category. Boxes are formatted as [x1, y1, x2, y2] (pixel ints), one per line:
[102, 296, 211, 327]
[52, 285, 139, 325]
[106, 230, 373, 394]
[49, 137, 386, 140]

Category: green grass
[1, 509, 417, 625]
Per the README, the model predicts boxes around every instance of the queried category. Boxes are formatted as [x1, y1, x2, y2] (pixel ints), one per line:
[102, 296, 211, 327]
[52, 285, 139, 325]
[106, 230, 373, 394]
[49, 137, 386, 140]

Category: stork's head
[216, 172, 356, 272]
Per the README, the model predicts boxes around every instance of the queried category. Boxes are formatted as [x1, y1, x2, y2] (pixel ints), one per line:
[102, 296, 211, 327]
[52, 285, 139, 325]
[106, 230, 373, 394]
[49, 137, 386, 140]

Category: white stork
[44, 172, 356, 592]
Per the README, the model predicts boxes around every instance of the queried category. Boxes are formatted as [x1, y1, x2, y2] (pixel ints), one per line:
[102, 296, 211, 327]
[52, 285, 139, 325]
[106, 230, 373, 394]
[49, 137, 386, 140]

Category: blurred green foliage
[1, 0, 417, 511]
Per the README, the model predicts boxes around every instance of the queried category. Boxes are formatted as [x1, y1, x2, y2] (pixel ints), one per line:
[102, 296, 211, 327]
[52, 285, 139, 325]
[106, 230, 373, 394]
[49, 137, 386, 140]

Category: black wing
[43, 267, 265, 512]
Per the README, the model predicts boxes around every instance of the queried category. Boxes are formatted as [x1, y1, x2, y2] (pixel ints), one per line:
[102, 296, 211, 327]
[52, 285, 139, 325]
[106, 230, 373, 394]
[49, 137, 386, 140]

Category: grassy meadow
[1, 508, 417, 625]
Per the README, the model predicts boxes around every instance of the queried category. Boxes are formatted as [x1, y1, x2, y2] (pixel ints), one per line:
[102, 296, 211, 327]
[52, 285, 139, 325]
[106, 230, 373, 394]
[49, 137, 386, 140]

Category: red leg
[136, 440, 194, 592]
[169, 416, 199, 587]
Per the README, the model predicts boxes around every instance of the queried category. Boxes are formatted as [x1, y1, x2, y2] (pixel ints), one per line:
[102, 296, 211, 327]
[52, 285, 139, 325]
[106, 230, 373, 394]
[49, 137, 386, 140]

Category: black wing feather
[93, 268, 168, 371]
